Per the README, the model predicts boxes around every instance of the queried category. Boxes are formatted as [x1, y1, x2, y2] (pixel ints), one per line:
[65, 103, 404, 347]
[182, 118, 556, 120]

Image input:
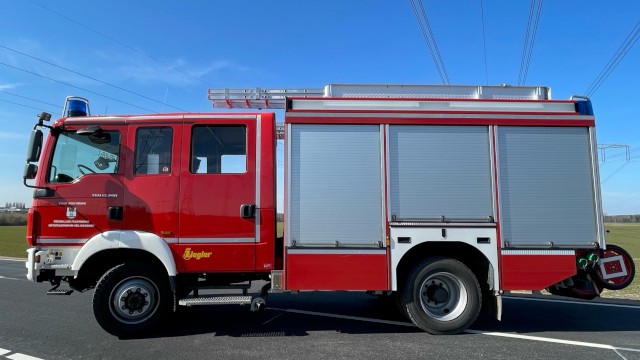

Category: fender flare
[72, 230, 177, 277]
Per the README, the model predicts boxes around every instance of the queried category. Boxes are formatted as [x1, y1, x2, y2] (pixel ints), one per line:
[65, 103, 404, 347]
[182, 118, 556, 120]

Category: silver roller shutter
[497, 126, 597, 248]
[388, 125, 493, 221]
[289, 124, 383, 247]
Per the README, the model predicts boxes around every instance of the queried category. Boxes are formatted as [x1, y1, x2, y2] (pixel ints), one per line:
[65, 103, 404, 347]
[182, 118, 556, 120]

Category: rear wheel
[93, 262, 172, 337]
[401, 258, 481, 334]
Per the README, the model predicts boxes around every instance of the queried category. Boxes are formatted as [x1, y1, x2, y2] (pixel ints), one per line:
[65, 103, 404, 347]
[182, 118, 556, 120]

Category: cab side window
[191, 125, 247, 174]
[135, 127, 173, 175]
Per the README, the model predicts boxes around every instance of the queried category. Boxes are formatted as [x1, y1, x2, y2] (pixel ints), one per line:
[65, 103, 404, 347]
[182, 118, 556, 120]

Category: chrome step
[178, 295, 253, 307]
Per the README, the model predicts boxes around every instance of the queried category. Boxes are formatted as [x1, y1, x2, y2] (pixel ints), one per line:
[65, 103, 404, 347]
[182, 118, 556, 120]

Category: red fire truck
[23, 84, 635, 336]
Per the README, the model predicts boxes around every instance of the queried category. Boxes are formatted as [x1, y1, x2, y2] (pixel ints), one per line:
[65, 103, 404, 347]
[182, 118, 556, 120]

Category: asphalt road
[1, 258, 639, 360]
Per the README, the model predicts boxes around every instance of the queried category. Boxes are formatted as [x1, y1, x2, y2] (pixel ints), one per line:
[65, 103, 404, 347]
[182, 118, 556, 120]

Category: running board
[178, 295, 253, 307]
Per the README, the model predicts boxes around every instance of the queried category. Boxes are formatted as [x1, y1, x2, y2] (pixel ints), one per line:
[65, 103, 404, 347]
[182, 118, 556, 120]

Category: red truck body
[23, 85, 635, 336]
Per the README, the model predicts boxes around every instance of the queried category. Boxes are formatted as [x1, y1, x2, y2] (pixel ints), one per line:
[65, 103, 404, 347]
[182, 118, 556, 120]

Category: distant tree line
[0, 213, 27, 226]
[604, 214, 640, 223]
[4, 202, 27, 209]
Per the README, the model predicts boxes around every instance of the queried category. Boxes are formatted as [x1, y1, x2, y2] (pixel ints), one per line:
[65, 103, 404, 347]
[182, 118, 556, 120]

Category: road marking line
[7, 353, 44, 360]
[0, 258, 26, 262]
[465, 329, 616, 349]
[505, 296, 640, 310]
[0, 276, 22, 281]
[0, 348, 11, 355]
[613, 349, 628, 360]
[270, 307, 640, 355]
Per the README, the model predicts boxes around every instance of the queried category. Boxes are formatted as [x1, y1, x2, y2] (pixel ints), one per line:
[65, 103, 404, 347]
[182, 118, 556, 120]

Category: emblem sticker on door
[66, 207, 77, 219]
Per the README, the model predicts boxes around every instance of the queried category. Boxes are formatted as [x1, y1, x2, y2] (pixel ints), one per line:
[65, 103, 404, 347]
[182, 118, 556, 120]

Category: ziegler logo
[183, 248, 212, 260]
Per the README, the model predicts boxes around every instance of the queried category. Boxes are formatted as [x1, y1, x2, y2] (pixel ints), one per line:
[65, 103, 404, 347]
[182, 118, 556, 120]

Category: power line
[584, 18, 640, 97]
[524, 0, 543, 83]
[518, 1, 535, 85]
[26, 0, 206, 86]
[0, 61, 156, 113]
[409, 0, 450, 84]
[410, 0, 444, 82]
[601, 162, 629, 184]
[480, 0, 489, 85]
[0, 97, 57, 114]
[518, 0, 544, 85]
[0, 43, 188, 112]
[0, 90, 60, 109]
[417, 0, 449, 84]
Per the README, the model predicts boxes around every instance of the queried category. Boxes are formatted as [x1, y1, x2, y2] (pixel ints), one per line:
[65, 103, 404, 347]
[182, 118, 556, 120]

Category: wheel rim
[419, 272, 468, 321]
[109, 276, 158, 324]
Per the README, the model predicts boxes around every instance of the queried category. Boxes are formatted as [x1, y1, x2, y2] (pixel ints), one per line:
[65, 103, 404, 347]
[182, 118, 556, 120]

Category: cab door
[123, 123, 181, 255]
[36, 124, 125, 245]
[178, 116, 258, 272]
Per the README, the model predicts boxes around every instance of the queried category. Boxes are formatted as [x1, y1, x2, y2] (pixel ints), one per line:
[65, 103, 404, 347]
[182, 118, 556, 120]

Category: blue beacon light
[64, 96, 91, 117]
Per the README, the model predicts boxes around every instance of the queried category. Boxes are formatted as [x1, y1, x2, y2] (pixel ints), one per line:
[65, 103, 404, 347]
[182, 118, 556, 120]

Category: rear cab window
[134, 127, 173, 175]
[190, 125, 247, 174]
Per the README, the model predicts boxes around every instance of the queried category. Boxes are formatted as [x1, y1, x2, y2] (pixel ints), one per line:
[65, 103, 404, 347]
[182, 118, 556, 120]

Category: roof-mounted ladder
[208, 84, 551, 109]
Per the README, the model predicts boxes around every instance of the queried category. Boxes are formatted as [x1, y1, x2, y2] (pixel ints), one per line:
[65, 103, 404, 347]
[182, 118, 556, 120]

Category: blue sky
[1, 0, 639, 214]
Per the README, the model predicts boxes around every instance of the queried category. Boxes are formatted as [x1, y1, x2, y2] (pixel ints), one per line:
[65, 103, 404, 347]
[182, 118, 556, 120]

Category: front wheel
[93, 262, 172, 337]
[400, 258, 481, 335]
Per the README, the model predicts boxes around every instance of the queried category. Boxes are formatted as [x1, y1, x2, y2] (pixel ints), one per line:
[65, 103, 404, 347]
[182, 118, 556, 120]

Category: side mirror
[26, 129, 43, 162]
[23, 163, 38, 180]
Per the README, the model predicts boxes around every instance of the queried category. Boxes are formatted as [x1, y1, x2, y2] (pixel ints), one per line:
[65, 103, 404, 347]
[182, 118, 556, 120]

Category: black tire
[93, 262, 172, 337]
[400, 257, 481, 335]
[393, 292, 409, 318]
[593, 244, 636, 291]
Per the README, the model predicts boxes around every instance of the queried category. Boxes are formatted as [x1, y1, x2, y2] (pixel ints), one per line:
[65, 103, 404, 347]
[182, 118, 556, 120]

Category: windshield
[48, 130, 121, 183]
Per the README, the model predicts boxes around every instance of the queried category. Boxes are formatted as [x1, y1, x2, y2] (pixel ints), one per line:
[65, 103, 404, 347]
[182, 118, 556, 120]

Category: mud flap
[486, 291, 502, 321]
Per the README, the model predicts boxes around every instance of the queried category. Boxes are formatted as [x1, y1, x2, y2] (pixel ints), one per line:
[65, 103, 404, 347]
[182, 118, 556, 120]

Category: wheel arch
[395, 241, 495, 295]
[70, 230, 177, 291]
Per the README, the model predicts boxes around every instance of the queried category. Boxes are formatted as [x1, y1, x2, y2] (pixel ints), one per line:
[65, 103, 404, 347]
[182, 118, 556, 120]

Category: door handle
[240, 204, 256, 219]
[108, 206, 123, 221]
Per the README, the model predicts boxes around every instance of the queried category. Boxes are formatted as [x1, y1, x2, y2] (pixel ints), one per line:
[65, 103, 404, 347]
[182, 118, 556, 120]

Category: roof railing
[208, 84, 551, 109]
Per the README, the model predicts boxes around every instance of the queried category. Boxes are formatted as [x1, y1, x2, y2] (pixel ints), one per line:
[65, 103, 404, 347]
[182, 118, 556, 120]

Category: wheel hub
[110, 278, 157, 323]
[419, 272, 468, 321]
[424, 282, 449, 304]
[121, 288, 149, 314]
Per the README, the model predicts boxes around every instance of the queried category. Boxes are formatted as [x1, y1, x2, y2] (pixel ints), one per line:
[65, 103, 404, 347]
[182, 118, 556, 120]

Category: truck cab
[24, 103, 278, 335]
